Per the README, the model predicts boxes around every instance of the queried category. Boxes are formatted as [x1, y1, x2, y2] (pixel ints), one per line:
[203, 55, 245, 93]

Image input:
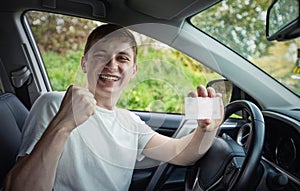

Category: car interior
[1, 0, 300, 190]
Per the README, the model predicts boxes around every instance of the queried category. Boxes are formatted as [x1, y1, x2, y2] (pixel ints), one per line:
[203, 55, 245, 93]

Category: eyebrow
[118, 51, 132, 57]
[90, 48, 133, 58]
[92, 50, 106, 55]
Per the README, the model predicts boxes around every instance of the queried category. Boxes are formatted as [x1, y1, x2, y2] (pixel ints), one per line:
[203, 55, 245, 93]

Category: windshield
[191, 0, 300, 96]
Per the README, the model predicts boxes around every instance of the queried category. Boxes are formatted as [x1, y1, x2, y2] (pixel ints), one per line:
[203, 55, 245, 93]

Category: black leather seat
[0, 93, 28, 187]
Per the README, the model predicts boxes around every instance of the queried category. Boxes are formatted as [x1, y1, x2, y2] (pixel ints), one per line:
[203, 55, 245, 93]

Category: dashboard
[261, 111, 300, 187]
[233, 110, 300, 189]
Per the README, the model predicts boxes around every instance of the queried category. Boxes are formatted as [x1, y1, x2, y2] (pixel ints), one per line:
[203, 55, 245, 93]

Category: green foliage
[28, 11, 222, 113]
[42, 45, 219, 113]
[118, 45, 221, 113]
[26, 11, 98, 53]
[119, 79, 183, 112]
[191, 0, 300, 95]
[191, 0, 273, 58]
[42, 50, 86, 91]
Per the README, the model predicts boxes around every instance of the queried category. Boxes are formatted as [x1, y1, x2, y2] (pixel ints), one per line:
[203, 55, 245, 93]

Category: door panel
[130, 111, 188, 191]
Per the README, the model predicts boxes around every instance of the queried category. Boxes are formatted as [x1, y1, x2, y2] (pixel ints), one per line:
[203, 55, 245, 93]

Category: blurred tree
[191, 0, 274, 58]
[26, 11, 223, 112]
[26, 11, 99, 54]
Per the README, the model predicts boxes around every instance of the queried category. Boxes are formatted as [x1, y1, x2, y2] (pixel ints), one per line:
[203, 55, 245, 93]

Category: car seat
[0, 93, 28, 187]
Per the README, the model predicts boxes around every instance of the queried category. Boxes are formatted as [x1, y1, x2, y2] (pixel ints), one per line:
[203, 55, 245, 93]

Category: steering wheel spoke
[223, 157, 244, 186]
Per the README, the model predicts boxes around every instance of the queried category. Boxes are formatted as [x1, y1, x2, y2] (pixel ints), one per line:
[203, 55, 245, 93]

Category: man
[4, 24, 223, 191]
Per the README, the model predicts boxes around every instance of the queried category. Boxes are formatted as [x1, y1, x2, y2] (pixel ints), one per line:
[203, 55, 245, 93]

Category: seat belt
[11, 66, 32, 109]
[146, 119, 188, 191]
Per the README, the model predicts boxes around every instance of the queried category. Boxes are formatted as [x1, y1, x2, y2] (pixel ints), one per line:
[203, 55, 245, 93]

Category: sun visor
[42, 0, 106, 18]
[126, 0, 198, 20]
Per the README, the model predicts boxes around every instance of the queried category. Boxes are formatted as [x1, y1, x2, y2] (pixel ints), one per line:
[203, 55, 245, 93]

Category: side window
[26, 11, 97, 90]
[26, 11, 222, 114]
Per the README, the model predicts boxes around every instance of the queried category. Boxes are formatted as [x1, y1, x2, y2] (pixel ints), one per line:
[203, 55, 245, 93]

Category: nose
[104, 57, 118, 72]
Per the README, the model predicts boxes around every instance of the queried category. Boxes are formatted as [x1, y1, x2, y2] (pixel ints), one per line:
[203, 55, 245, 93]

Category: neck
[96, 100, 115, 110]
[94, 93, 119, 110]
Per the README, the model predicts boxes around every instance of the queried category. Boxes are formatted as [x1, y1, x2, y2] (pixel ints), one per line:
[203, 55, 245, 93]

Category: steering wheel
[185, 100, 265, 191]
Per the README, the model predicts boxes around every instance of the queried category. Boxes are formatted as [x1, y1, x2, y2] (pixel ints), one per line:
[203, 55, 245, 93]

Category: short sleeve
[18, 92, 65, 158]
[128, 112, 157, 161]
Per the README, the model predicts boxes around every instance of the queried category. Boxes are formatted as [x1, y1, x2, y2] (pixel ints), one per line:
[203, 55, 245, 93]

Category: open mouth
[99, 74, 120, 81]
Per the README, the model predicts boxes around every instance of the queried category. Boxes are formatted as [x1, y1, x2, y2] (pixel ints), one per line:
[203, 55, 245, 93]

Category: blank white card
[185, 97, 221, 119]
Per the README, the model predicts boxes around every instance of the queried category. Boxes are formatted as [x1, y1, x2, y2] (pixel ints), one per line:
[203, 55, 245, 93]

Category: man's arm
[4, 122, 72, 191]
[4, 85, 96, 191]
[142, 85, 224, 166]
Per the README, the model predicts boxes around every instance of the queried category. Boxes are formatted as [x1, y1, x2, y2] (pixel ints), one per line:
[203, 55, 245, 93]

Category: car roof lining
[126, 0, 220, 20]
[2, 0, 220, 29]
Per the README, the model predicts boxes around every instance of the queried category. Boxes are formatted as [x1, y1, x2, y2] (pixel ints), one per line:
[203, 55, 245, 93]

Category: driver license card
[185, 97, 221, 119]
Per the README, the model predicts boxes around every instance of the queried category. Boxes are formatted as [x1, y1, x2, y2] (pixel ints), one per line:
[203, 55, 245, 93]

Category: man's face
[82, 37, 137, 101]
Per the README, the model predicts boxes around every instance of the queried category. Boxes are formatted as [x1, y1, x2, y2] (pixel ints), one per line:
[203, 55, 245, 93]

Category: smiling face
[81, 31, 137, 109]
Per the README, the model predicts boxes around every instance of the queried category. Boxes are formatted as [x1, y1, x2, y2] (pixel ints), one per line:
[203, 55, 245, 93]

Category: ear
[131, 63, 138, 79]
[81, 56, 87, 73]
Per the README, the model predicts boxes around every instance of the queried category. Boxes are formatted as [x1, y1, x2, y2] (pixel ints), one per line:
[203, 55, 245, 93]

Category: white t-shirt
[18, 92, 156, 191]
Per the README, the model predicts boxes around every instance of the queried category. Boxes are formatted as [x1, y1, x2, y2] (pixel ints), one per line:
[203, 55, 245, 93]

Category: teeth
[99, 75, 119, 81]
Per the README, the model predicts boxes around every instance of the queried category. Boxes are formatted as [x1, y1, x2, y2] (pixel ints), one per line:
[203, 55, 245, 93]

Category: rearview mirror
[266, 0, 300, 41]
